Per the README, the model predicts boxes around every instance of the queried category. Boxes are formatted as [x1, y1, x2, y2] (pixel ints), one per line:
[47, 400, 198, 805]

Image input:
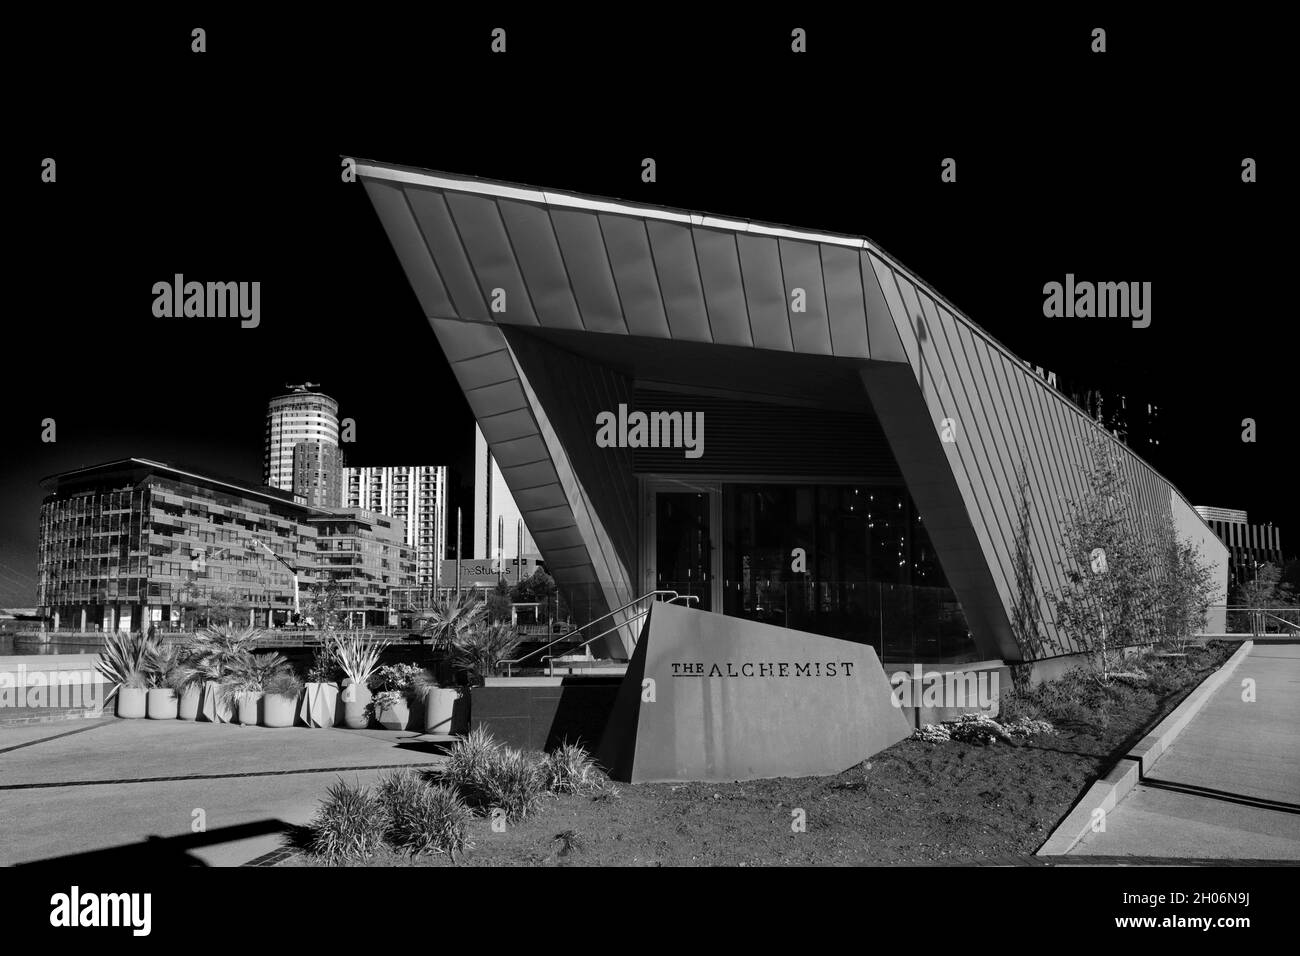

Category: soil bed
[288, 641, 1235, 866]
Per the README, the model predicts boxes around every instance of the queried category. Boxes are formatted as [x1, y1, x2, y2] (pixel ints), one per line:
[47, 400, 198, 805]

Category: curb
[1036, 641, 1254, 856]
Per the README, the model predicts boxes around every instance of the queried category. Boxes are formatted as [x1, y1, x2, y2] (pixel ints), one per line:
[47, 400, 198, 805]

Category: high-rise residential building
[474, 424, 536, 562]
[344, 465, 448, 592]
[293, 441, 344, 508]
[264, 387, 340, 495]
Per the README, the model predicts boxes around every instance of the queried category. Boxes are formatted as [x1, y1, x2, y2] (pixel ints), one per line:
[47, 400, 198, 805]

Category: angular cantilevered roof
[358, 159, 1227, 661]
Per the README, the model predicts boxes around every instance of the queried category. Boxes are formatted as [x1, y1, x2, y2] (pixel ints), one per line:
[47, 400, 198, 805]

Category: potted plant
[262, 670, 303, 728]
[219, 651, 289, 727]
[145, 643, 185, 719]
[300, 644, 345, 728]
[328, 633, 391, 729]
[370, 663, 430, 731]
[184, 624, 263, 722]
[96, 629, 158, 719]
[424, 683, 463, 736]
[176, 667, 204, 721]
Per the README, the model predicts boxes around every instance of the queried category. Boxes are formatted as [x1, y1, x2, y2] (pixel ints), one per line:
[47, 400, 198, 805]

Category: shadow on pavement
[16, 819, 292, 867]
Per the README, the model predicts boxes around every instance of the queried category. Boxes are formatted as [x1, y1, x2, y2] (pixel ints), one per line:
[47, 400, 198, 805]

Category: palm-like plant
[96, 630, 160, 701]
[326, 632, 391, 688]
[451, 623, 522, 686]
[183, 623, 264, 686]
[218, 650, 290, 707]
[146, 642, 188, 691]
[418, 591, 486, 651]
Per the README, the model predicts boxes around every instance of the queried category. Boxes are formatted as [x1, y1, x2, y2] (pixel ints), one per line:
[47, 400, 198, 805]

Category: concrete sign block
[597, 601, 911, 782]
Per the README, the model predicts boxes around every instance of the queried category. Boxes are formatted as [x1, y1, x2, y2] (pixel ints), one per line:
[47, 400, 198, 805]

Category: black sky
[2, 11, 1289, 606]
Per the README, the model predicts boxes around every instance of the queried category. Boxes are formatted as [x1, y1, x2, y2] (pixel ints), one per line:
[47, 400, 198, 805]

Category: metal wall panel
[361, 180, 456, 319]
[779, 239, 834, 356]
[736, 234, 795, 352]
[549, 208, 628, 334]
[443, 193, 538, 326]
[645, 221, 713, 343]
[361, 164, 1228, 664]
[405, 190, 491, 322]
[598, 214, 673, 339]
[821, 245, 871, 358]
[691, 228, 753, 347]
[496, 199, 585, 331]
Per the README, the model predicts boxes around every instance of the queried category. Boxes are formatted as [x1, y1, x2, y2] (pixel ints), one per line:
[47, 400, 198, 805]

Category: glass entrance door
[648, 484, 719, 611]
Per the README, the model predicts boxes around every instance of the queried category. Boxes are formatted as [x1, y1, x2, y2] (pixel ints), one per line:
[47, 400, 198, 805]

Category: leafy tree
[1048, 432, 1164, 682]
[304, 579, 348, 631]
[1152, 510, 1219, 652]
[1236, 562, 1297, 636]
[509, 567, 570, 623]
[511, 567, 556, 604]
[485, 580, 512, 624]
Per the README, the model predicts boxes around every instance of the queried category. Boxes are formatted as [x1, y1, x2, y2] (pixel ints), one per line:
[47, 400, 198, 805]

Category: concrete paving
[0, 718, 448, 866]
[1073, 644, 1300, 859]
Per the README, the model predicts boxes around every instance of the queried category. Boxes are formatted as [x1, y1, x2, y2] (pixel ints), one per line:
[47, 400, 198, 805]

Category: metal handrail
[498, 589, 691, 676]
[541, 593, 699, 675]
[1260, 611, 1300, 634]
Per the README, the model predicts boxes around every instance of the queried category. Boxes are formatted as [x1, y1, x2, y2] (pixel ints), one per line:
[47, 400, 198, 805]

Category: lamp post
[251, 538, 300, 619]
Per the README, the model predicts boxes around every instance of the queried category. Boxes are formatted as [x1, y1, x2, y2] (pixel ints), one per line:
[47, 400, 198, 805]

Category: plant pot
[424, 686, 458, 735]
[237, 692, 262, 726]
[116, 687, 146, 719]
[300, 681, 342, 728]
[146, 688, 178, 719]
[341, 679, 371, 729]
[199, 680, 233, 723]
[375, 698, 409, 731]
[177, 685, 201, 720]
[262, 692, 297, 728]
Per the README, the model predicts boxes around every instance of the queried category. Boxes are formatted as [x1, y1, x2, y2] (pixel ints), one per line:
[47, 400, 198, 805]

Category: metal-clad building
[358, 161, 1229, 666]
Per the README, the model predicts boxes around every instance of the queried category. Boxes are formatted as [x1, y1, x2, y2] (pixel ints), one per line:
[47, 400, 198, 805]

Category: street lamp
[251, 538, 300, 618]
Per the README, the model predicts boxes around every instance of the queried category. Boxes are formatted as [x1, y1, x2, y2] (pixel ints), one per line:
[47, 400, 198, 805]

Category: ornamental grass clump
[542, 741, 606, 794]
[439, 726, 547, 823]
[375, 769, 473, 859]
[308, 779, 388, 864]
[477, 747, 548, 823]
[441, 726, 501, 790]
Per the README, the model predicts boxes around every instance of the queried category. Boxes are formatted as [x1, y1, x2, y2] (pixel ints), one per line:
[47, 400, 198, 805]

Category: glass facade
[718, 483, 977, 664]
[37, 463, 416, 630]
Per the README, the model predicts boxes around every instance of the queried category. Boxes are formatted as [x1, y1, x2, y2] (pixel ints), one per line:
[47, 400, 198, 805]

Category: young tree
[1152, 510, 1219, 652]
[1236, 562, 1297, 636]
[303, 579, 348, 631]
[485, 579, 513, 624]
[1048, 432, 1163, 682]
[1009, 460, 1048, 672]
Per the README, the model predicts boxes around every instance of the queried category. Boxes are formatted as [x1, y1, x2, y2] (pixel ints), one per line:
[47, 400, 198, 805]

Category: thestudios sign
[598, 602, 910, 782]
